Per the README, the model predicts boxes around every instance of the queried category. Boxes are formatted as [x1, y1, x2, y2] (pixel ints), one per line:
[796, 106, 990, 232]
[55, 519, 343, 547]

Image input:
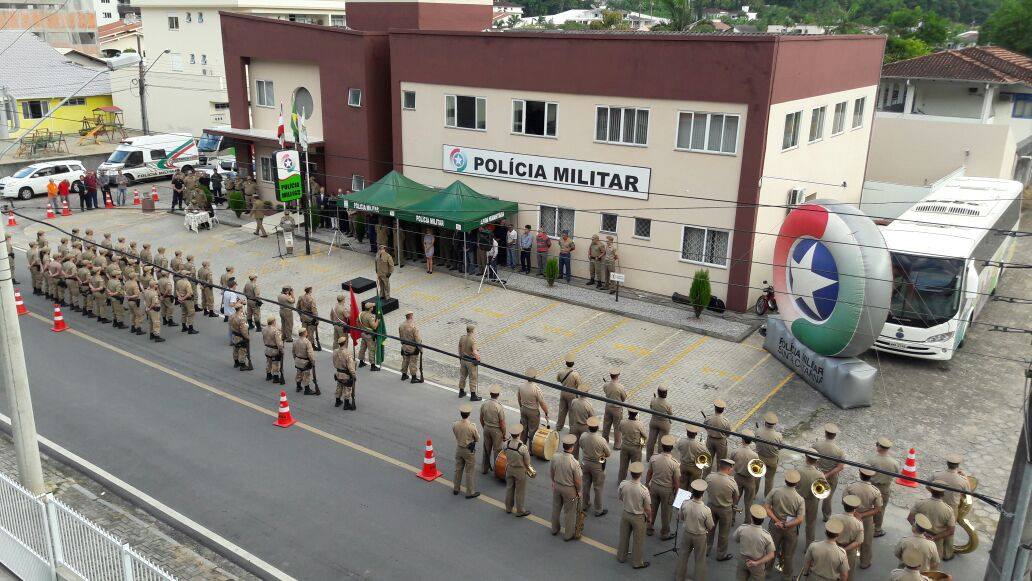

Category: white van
[0, 160, 86, 200]
[97, 134, 199, 184]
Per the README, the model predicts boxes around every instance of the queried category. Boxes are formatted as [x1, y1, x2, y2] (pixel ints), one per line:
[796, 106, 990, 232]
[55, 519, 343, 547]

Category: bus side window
[125, 151, 144, 168]
[150, 149, 167, 159]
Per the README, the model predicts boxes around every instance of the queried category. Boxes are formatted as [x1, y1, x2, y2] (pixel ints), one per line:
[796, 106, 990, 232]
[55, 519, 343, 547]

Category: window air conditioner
[787, 187, 806, 206]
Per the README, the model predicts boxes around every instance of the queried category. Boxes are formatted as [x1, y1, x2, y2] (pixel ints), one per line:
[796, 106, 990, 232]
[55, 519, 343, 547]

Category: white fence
[0, 471, 176, 581]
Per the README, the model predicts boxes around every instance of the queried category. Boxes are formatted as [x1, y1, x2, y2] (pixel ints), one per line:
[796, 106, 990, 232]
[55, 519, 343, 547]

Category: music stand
[654, 489, 692, 557]
[327, 229, 350, 256]
[477, 262, 506, 294]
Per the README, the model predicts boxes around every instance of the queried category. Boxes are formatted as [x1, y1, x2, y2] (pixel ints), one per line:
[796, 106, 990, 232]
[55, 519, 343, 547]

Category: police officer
[907, 485, 956, 561]
[677, 425, 708, 491]
[828, 495, 864, 578]
[198, 260, 216, 317]
[243, 274, 262, 331]
[124, 269, 144, 335]
[550, 434, 581, 541]
[503, 424, 533, 517]
[618, 409, 647, 483]
[931, 453, 970, 560]
[90, 264, 108, 323]
[798, 450, 825, 547]
[374, 245, 394, 300]
[293, 327, 318, 395]
[358, 303, 380, 371]
[219, 266, 234, 320]
[139, 243, 153, 269]
[5, 234, 17, 286]
[331, 295, 349, 349]
[894, 514, 940, 571]
[801, 518, 850, 581]
[756, 412, 784, 498]
[27, 242, 42, 295]
[175, 268, 199, 334]
[60, 251, 77, 309]
[143, 281, 164, 342]
[555, 354, 580, 432]
[587, 234, 604, 286]
[704, 399, 732, 464]
[170, 250, 184, 281]
[732, 429, 761, 514]
[843, 467, 883, 569]
[457, 324, 480, 401]
[676, 479, 713, 581]
[646, 386, 673, 460]
[733, 504, 776, 580]
[617, 461, 651, 569]
[602, 235, 619, 294]
[892, 549, 931, 581]
[333, 336, 357, 410]
[602, 368, 627, 448]
[230, 301, 252, 371]
[157, 269, 175, 326]
[568, 390, 595, 460]
[453, 404, 480, 498]
[298, 286, 321, 350]
[646, 434, 680, 539]
[398, 310, 422, 383]
[865, 438, 900, 539]
[479, 385, 506, 475]
[580, 416, 610, 517]
[517, 367, 549, 444]
[706, 457, 739, 561]
[814, 423, 846, 522]
[278, 286, 295, 342]
[185, 255, 200, 312]
[264, 316, 285, 385]
[764, 469, 805, 579]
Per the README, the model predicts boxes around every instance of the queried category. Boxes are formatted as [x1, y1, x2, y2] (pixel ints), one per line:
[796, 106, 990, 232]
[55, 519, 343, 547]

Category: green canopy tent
[339, 171, 439, 265]
[396, 180, 518, 233]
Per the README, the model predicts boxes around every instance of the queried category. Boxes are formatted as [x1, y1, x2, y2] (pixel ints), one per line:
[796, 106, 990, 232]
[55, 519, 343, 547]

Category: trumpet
[695, 452, 712, 470]
[528, 465, 537, 479]
[747, 458, 767, 478]
[812, 478, 832, 500]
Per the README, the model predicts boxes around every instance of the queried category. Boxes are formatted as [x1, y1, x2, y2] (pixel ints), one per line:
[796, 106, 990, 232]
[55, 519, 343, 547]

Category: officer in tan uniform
[278, 286, 295, 341]
[646, 386, 673, 460]
[138, 243, 153, 269]
[704, 399, 732, 465]
[170, 250, 184, 283]
[123, 270, 144, 335]
[676, 479, 713, 581]
[764, 469, 805, 579]
[292, 327, 318, 395]
[297, 286, 321, 350]
[798, 450, 825, 547]
[457, 324, 480, 401]
[618, 410, 647, 483]
[617, 461, 651, 569]
[264, 316, 285, 385]
[157, 270, 175, 326]
[892, 549, 933, 581]
[550, 434, 581, 540]
[143, 280, 164, 342]
[398, 311, 422, 383]
[601, 368, 627, 448]
[197, 261, 215, 317]
[517, 368, 549, 444]
[331, 295, 349, 351]
[756, 412, 784, 498]
[243, 274, 262, 331]
[503, 424, 532, 517]
[358, 303, 380, 371]
[843, 467, 883, 569]
[105, 268, 127, 329]
[602, 235, 619, 293]
[175, 269, 198, 334]
[567, 391, 595, 460]
[185, 255, 200, 312]
[802, 518, 850, 581]
[732, 429, 761, 514]
[60, 251, 77, 308]
[555, 355, 581, 432]
[706, 457, 740, 560]
[453, 404, 480, 498]
[230, 302, 252, 371]
[587, 234, 605, 286]
[646, 434, 681, 539]
[828, 495, 864, 578]
[333, 336, 357, 410]
[89, 265, 108, 323]
[866, 437, 900, 538]
[733, 504, 776, 580]
[677, 425, 709, 490]
[580, 416, 611, 517]
[479, 385, 507, 475]
[219, 266, 234, 320]
[374, 245, 395, 300]
[894, 514, 940, 571]
[27, 242, 41, 295]
[907, 485, 956, 561]
[814, 423, 846, 522]
[931, 453, 970, 560]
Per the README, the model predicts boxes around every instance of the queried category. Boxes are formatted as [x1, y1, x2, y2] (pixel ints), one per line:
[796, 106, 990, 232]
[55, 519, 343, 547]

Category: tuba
[954, 476, 979, 554]
[748, 458, 767, 478]
[695, 452, 712, 470]
[812, 478, 831, 500]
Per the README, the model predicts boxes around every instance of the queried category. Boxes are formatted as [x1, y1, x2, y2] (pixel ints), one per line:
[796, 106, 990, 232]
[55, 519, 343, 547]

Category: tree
[980, 0, 1032, 54]
[884, 35, 932, 61]
[656, 0, 692, 30]
[688, 270, 711, 318]
[915, 9, 951, 45]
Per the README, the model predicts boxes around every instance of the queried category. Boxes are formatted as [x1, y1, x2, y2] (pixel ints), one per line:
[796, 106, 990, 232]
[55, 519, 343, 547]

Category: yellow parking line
[540, 317, 629, 374]
[733, 371, 795, 430]
[626, 336, 709, 399]
[23, 311, 616, 554]
[484, 301, 559, 343]
[420, 285, 494, 323]
[733, 353, 771, 384]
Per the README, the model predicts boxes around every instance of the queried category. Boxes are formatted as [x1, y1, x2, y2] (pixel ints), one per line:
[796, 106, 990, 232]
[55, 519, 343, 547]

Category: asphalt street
[6, 252, 992, 580]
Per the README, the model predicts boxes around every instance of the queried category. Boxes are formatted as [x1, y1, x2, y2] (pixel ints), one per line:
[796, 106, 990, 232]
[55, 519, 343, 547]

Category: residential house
[0, 1, 99, 55]
[517, 8, 669, 30]
[98, 18, 143, 57]
[766, 24, 826, 34]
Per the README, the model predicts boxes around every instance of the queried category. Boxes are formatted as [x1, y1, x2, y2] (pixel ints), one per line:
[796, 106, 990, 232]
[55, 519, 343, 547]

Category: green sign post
[274, 149, 302, 203]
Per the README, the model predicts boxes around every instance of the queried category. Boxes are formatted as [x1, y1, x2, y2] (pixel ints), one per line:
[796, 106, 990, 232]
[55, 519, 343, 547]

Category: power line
[0, 0, 73, 59]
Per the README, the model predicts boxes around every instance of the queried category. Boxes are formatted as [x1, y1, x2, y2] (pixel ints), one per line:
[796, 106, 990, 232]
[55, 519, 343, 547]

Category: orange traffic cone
[274, 391, 296, 428]
[6, 209, 15, 226]
[417, 439, 443, 482]
[60, 199, 72, 217]
[13, 289, 27, 316]
[104, 191, 115, 209]
[132, 189, 141, 205]
[51, 304, 68, 332]
[151, 186, 159, 202]
[44, 203, 56, 220]
[896, 447, 919, 488]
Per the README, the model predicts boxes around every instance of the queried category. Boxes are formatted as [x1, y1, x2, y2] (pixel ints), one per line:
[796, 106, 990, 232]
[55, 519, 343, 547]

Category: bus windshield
[887, 252, 964, 328]
[106, 149, 131, 164]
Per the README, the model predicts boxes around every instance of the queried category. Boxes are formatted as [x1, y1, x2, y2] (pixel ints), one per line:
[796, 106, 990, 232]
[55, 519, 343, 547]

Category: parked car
[0, 160, 86, 200]
[195, 157, 238, 179]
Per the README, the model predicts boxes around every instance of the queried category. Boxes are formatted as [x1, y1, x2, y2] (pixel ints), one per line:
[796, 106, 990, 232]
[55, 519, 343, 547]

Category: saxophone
[954, 475, 979, 554]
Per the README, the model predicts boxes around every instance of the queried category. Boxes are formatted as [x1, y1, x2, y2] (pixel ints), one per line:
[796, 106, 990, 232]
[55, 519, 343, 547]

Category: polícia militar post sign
[274, 149, 303, 203]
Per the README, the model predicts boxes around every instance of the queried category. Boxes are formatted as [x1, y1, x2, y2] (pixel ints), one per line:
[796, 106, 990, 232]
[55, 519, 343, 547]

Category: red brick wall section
[770, 36, 887, 104]
[347, 3, 492, 32]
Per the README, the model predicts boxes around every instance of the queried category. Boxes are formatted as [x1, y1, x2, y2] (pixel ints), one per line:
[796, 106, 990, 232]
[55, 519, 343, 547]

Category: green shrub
[544, 257, 559, 284]
[688, 269, 711, 318]
[228, 189, 245, 218]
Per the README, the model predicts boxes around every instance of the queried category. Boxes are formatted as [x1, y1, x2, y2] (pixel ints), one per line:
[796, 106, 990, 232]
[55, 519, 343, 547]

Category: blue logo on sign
[449, 148, 467, 172]
[788, 238, 839, 322]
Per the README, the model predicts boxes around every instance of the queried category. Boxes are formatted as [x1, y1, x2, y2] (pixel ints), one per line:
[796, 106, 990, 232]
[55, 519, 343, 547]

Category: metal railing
[0, 471, 176, 581]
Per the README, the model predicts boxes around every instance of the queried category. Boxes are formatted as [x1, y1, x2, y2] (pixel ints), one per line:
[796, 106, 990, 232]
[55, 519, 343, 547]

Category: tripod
[653, 525, 679, 557]
[477, 261, 506, 294]
[327, 228, 351, 256]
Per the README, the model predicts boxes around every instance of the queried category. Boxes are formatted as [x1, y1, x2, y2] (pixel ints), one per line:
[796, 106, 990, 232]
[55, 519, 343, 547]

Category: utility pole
[0, 86, 9, 141]
[0, 220, 45, 495]
[137, 35, 149, 135]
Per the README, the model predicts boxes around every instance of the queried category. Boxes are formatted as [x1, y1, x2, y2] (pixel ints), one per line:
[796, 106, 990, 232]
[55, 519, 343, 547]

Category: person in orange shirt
[46, 179, 58, 207]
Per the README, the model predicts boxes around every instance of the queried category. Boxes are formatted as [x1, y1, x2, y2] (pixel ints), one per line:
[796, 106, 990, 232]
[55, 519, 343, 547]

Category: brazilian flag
[374, 295, 387, 365]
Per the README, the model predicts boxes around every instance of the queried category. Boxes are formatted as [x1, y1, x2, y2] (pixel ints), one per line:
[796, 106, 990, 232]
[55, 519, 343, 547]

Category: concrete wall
[247, 60, 324, 141]
[913, 80, 984, 118]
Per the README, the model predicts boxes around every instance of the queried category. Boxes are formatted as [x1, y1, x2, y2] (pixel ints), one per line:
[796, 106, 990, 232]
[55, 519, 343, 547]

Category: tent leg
[463, 232, 467, 281]
[395, 217, 403, 267]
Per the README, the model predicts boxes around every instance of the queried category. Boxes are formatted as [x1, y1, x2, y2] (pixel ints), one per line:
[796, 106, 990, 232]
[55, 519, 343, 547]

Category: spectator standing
[423, 228, 435, 274]
[170, 171, 185, 212]
[335, 188, 349, 234]
[476, 227, 491, 270]
[58, 178, 70, 210]
[519, 225, 533, 274]
[535, 228, 551, 275]
[46, 179, 57, 208]
[558, 230, 575, 284]
[115, 170, 129, 206]
[210, 170, 223, 204]
[493, 221, 509, 267]
[84, 171, 99, 210]
[486, 236, 499, 281]
[506, 224, 518, 271]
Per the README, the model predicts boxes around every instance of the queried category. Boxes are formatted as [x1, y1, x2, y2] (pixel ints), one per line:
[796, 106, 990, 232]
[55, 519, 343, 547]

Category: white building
[112, 0, 346, 135]
[766, 24, 826, 35]
[94, 0, 125, 26]
[98, 18, 142, 57]
[517, 8, 669, 30]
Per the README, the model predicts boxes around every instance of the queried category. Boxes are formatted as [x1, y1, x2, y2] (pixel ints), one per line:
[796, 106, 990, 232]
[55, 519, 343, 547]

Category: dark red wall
[347, 2, 492, 32]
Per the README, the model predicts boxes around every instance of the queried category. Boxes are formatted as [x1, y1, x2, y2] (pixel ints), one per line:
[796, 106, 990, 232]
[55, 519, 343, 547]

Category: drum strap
[559, 370, 572, 384]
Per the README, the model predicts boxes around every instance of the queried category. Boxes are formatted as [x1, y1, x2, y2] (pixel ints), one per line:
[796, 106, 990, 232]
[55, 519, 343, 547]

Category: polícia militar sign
[442, 145, 651, 200]
[772, 201, 891, 357]
[274, 149, 303, 203]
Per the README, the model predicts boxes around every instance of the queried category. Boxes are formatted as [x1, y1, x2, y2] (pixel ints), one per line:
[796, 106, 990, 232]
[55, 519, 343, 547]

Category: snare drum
[532, 427, 559, 460]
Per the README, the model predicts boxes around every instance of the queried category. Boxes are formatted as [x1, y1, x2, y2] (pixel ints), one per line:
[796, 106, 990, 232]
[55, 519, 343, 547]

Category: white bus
[97, 134, 199, 184]
[873, 176, 1023, 360]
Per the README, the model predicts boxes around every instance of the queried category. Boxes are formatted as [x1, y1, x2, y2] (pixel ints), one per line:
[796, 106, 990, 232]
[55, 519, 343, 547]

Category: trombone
[695, 452, 712, 470]
[812, 478, 832, 500]
[747, 458, 767, 478]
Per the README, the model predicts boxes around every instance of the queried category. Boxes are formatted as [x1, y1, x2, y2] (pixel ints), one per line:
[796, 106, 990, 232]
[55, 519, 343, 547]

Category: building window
[331, 14, 346, 27]
[600, 213, 618, 234]
[21, 100, 49, 119]
[65, 97, 86, 106]
[255, 80, 274, 108]
[782, 111, 801, 150]
[808, 106, 826, 143]
[167, 15, 179, 30]
[681, 225, 730, 267]
[852, 97, 865, 129]
[197, 12, 203, 22]
[402, 90, 416, 110]
[347, 88, 362, 108]
[293, 87, 315, 118]
[213, 102, 230, 110]
[675, 111, 739, 154]
[445, 94, 486, 130]
[512, 99, 557, 137]
[831, 101, 847, 135]
[351, 175, 365, 191]
[595, 106, 648, 146]
[185, 12, 191, 22]
[169, 52, 182, 71]
[201, 54, 207, 65]
[1012, 94, 1032, 119]
[259, 156, 274, 182]
[633, 218, 651, 239]
[102, 12, 111, 18]
[540, 205, 574, 238]
[189, 53, 196, 64]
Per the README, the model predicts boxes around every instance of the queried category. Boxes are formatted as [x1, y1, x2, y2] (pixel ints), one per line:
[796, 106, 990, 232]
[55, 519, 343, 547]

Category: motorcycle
[755, 280, 777, 315]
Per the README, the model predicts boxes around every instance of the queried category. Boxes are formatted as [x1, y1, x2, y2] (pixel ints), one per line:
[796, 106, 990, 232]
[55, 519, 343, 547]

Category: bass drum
[532, 427, 559, 461]
[494, 450, 507, 482]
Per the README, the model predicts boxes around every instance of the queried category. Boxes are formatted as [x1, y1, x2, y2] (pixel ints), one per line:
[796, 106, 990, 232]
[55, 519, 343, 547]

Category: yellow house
[13, 95, 115, 138]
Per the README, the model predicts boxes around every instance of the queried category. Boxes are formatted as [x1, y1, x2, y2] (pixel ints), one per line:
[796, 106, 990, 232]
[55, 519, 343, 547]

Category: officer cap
[586, 416, 600, 428]
[763, 411, 778, 424]
[859, 467, 876, 477]
[713, 399, 727, 408]
[117, 236, 125, 242]
[202, 261, 210, 267]
[660, 434, 676, 447]
[459, 404, 472, 414]
[565, 354, 575, 364]
[784, 470, 801, 484]
[685, 425, 699, 435]
[525, 367, 538, 378]
[489, 385, 501, 396]
[510, 424, 523, 436]
[946, 453, 962, 465]
[338, 337, 347, 345]
[187, 255, 194, 261]
[628, 462, 644, 475]
[610, 368, 621, 376]
[690, 479, 708, 493]
[337, 294, 345, 302]
[877, 437, 893, 449]
[749, 504, 767, 520]
[268, 316, 276, 324]
[466, 324, 475, 332]
[927, 483, 945, 493]
[142, 243, 150, 248]
[249, 274, 256, 280]
[823, 423, 839, 435]
[157, 247, 165, 252]
[298, 327, 308, 335]
[719, 458, 734, 468]
[591, 234, 599, 240]
[805, 449, 820, 461]
[914, 513, 932, 531]
[842, 495, 861, 509]
[741, 428, 755, 438]
[657, 385, 668, 394]
[226, 266, 233, 271]
[405, 310, 414, 316]
[824, 519, 844, 535]
[562, 434, 577, 446]
[902, 548, 924, 568]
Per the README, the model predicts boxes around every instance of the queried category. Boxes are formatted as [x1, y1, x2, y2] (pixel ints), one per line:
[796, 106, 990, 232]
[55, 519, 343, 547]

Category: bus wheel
[957, 316, 972, 349]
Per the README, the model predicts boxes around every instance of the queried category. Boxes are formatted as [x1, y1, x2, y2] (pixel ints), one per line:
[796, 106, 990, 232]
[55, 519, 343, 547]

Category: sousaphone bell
[695, 452, 712, 470]
[747, 458, 767, 478]
[812, 478, 832, 500]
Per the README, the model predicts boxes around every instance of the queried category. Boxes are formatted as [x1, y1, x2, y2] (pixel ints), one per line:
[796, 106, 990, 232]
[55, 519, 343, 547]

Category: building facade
[0, 1, 99, 54]
[98, 18, 142, 57]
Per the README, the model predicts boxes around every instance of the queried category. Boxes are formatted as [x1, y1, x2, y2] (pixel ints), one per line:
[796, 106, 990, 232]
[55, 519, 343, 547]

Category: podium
[362, 296, 399, 314]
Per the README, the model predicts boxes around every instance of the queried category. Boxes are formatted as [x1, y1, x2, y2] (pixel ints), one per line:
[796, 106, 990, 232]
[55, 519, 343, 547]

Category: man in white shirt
[506, 225, 518, 271]
[222, 277, 241, 344]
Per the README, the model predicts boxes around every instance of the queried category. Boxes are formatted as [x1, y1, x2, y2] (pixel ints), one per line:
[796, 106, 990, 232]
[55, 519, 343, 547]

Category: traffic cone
[13, 289, 26, 316]
[104, 191, 115, 209]
[150, 186, 159, 202]
[44, 203, 56, 220]
[896, 447, 919, 488]
[132, 189, 141, 205]
[274, 391, 296, 428]
[51, 304, 68, 332]
[60, 198, 72, 217]
[416, 439, 443, 482]
[6, 209, 15, 226]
